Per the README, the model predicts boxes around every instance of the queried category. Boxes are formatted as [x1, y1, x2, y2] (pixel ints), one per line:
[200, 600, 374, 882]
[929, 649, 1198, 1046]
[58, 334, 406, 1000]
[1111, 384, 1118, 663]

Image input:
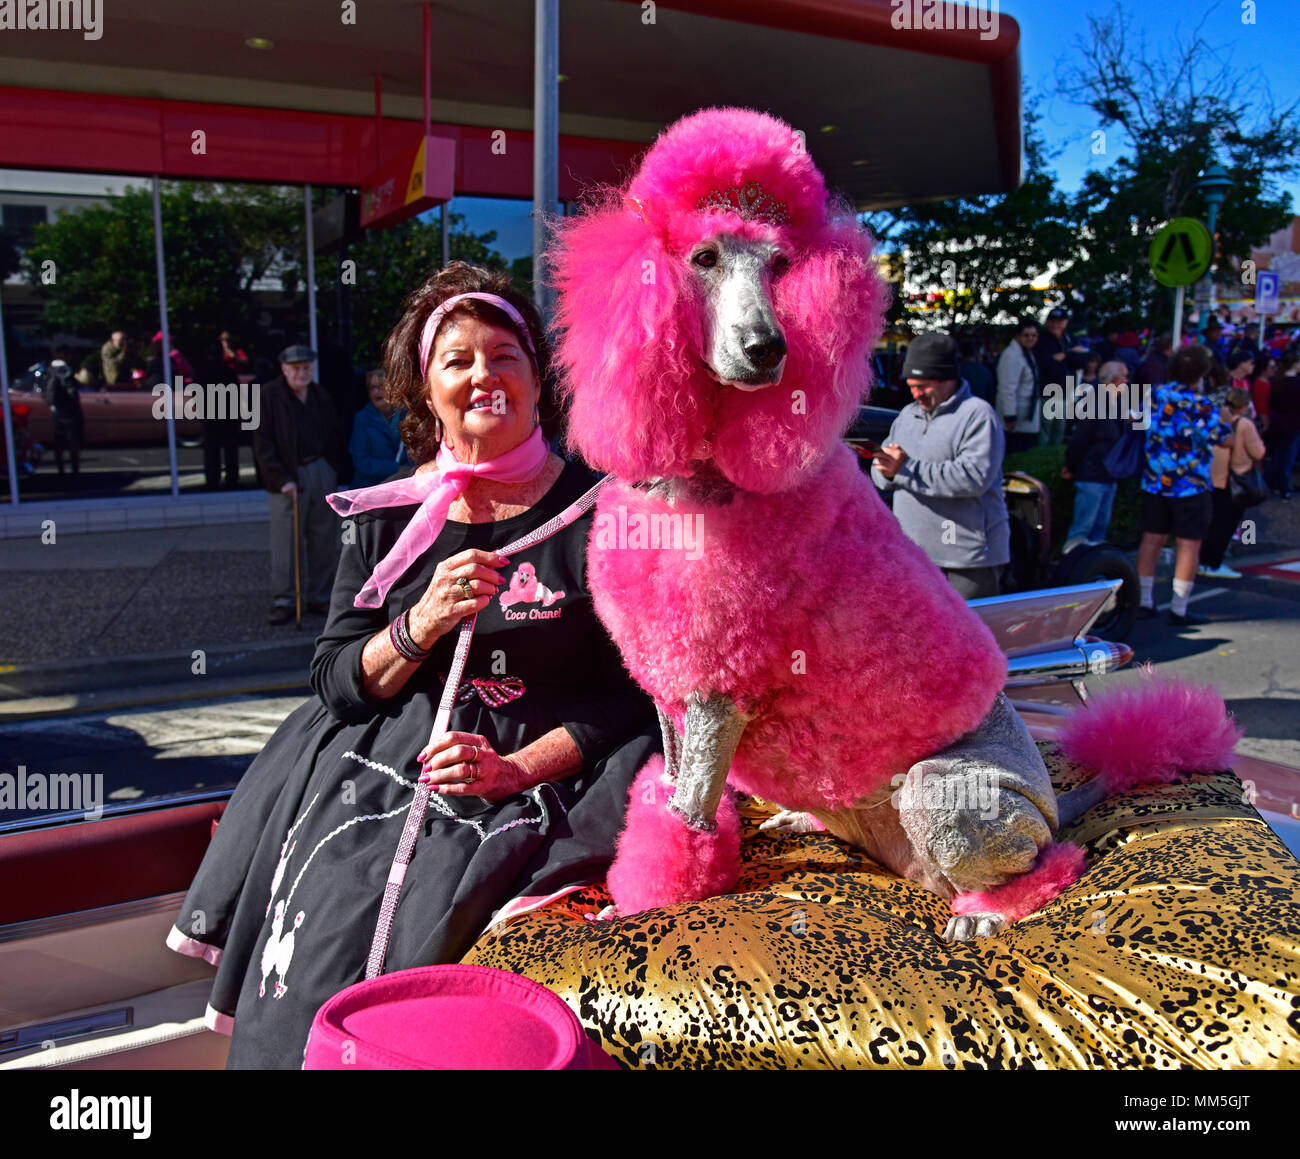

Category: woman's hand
[417, 731, 526, 802]
[406, 549, 509, 649]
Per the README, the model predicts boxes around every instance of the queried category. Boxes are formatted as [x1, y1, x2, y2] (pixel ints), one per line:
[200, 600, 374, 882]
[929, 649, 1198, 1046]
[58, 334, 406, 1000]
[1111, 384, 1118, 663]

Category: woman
[1265, 351, 1300, 498]
[1061, 360, 1130, 552]
[1135, 344, 1231, 627]
[169, 262, 658, 1068]
[348, 367, 409, 487]
[996, 318, 1040, 453]
[1250, 352, 1276, 434]
[1199, 387, 1266, 580]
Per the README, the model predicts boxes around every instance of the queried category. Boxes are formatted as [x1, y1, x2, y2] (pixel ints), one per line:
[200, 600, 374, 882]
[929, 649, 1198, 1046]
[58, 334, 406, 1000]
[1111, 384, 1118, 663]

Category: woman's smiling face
[426, 313, 538, 461]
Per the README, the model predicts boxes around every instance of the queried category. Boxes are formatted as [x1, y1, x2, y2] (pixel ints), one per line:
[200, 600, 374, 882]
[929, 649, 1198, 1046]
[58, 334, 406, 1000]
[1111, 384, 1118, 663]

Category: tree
[21, 181, 301, 360]
[21, 183, 524, 369]
[869, 101, 1076, 331]
[1057, 2, 1300, 327]
[329, 210, 515, 365]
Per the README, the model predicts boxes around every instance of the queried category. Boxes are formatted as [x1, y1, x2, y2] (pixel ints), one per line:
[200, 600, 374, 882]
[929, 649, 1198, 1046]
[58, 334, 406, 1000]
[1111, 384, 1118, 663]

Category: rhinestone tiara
[696, 180, 792, 226]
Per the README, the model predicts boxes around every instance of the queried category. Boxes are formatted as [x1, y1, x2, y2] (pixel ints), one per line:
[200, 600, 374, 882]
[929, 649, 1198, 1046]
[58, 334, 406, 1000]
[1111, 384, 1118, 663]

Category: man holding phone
[871, 331, 1010, 600]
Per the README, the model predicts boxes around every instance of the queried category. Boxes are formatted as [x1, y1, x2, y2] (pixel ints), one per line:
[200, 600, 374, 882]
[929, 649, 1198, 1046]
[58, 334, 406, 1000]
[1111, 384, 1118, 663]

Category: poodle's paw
[607, 756, 740, 914]
[942, 911, 1006, 943]
[759, 809, 823, 834]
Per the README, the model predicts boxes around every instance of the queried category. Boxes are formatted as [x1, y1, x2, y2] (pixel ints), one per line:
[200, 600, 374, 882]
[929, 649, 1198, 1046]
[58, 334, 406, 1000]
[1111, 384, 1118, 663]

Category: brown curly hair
[382, 261, 554, 464]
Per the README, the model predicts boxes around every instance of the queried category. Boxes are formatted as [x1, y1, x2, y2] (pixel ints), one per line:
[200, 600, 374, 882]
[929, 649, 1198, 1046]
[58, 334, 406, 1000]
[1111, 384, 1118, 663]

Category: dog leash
[365, 474, 610, 979]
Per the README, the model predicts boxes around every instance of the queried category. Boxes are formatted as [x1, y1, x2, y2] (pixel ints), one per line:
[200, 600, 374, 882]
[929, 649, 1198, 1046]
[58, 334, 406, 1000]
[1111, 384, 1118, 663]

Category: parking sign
[1257, 270, 1281, 315]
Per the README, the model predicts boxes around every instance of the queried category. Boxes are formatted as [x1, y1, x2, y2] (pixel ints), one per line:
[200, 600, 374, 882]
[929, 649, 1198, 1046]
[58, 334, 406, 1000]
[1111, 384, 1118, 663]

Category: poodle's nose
[742, 331, 787, 371]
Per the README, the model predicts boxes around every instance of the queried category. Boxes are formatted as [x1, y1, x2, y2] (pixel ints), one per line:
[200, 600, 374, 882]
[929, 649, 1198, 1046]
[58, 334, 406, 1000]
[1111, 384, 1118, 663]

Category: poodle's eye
[692, 249, 719, 269]
[772, 255, 791, 278]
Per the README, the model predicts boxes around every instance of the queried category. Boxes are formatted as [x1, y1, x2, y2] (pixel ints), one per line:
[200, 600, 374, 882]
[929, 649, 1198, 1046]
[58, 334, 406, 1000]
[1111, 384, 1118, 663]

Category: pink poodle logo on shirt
[498, 562, 566, 620]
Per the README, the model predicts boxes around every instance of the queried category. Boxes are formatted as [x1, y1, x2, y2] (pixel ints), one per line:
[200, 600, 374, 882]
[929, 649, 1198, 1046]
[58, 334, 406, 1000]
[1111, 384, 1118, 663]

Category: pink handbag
[303, 964, 619, 1070]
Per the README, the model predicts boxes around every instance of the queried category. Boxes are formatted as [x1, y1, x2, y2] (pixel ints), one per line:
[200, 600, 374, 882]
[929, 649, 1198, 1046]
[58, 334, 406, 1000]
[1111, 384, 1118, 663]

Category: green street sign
[1149, 217, 1213, 287]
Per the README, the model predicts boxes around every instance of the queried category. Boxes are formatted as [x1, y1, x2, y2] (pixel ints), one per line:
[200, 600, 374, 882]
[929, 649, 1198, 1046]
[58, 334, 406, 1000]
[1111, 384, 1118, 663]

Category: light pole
[1195, 161, 1235, 331]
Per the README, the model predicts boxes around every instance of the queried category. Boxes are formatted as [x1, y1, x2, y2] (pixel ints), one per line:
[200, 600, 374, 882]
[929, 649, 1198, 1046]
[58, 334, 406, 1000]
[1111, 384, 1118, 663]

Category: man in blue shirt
[349, 368, 409, 487]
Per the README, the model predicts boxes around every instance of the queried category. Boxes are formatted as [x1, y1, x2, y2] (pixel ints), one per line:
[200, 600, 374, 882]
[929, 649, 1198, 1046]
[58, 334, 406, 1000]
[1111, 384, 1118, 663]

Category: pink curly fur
[1058, 671, 1241, 792]
[552, 107, 885, 494]
[951, 842, 1087, 923]
[606, 756, 741, 912]
[556, 108, 1010, 913]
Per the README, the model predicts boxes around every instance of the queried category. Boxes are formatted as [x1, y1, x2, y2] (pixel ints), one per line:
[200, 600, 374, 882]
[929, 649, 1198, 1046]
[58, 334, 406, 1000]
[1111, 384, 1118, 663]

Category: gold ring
[456, 577, 473, 599]
[471, 744, 479, 762]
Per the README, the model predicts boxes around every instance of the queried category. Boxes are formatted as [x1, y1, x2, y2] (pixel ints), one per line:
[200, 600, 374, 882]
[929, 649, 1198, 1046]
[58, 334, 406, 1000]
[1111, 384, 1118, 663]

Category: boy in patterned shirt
[1136, 344, 1232, 626]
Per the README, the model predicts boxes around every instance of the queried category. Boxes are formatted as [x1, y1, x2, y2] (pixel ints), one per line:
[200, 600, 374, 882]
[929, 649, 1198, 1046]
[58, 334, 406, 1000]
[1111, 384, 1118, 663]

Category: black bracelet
[389, 609, 432, 662]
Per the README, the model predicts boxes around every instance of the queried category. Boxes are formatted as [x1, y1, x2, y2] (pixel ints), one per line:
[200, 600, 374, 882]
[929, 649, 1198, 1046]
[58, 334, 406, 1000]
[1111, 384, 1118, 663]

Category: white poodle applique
[259, 898, 305, 1000]
[497, 562, 566, 610]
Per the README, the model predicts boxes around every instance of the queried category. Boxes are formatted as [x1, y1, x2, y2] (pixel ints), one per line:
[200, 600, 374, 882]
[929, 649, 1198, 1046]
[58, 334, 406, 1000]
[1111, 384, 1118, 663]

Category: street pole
[533, 0, 558, 321]
[0, 286, 18, 505]
[153, 175, 178, 499]
[1172, 285, 1184, 348]
[304, 184, 318, 357]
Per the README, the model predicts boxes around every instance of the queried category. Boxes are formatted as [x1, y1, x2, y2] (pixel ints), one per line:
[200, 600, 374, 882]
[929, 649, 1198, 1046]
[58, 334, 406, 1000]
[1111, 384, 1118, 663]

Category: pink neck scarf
[327, 426, 550, 608]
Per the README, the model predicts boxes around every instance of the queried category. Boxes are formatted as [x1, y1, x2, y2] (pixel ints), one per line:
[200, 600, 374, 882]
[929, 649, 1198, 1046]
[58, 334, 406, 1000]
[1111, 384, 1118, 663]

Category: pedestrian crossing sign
[1149, 217, 1213, 287]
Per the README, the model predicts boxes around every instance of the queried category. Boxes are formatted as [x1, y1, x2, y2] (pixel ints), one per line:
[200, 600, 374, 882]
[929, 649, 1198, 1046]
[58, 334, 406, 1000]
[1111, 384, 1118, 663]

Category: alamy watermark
[0, 0, 102, 39]
[890, 768, 1002, 820]
[152, 377, 261, 430]
[593, 505, 704, 561]
[1, 766, 103, 821]
[1042, 377, 1151, 430]
[890, 0, 999, 40]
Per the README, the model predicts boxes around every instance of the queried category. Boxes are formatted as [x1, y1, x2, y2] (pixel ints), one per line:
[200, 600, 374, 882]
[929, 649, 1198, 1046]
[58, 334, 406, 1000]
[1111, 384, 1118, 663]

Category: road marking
[1155, 587, 1226, 613]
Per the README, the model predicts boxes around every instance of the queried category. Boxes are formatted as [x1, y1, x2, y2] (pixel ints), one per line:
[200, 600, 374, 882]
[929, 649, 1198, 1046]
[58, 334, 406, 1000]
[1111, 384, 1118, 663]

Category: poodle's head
[552, 106, 889, 492]
[511, 562, 537, 588]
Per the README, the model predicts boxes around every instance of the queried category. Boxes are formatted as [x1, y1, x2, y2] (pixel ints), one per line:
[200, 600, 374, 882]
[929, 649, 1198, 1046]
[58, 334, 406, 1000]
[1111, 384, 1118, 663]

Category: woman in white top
[996, 318, 1041, 453]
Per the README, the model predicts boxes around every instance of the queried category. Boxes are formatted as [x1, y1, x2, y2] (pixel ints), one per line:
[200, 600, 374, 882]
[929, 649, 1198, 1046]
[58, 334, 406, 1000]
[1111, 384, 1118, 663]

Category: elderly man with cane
[254, 344, 349, 625]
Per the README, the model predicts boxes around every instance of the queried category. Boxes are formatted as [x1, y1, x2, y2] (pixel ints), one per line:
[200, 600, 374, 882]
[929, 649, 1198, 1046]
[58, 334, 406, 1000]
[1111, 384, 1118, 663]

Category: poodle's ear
[711, 214, 890, 493]
[550, 193, 712, 480]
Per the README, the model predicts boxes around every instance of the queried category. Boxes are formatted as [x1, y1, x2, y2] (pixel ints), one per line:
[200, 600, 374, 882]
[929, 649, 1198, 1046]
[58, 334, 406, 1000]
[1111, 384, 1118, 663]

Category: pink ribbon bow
[326, 426, 550, 608]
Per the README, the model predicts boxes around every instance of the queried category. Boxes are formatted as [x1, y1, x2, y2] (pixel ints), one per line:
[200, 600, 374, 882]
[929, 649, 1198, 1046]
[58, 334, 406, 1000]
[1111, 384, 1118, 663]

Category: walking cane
[292, 486, 302, 628]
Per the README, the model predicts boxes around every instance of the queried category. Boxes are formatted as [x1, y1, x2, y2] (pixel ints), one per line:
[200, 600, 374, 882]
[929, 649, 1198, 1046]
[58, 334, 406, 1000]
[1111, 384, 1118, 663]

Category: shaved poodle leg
[657, 704, 682, 780]
[894, 694, 1059, 941]
[669, 692, 749, 831]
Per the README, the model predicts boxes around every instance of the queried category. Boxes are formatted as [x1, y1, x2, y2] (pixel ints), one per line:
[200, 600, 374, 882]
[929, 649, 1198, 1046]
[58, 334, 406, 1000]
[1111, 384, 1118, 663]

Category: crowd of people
[870, 309, 1300, 624]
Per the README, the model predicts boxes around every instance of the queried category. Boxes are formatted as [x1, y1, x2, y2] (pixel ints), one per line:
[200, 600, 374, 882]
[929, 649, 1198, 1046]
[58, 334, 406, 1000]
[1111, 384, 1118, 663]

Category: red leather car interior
[0, 801, 227, 926]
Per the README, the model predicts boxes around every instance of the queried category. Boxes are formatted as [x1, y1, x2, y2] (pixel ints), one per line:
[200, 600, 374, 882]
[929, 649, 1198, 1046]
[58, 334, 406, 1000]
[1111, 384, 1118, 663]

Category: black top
[310, 457, 654, 772]
[173, 454, 661, 1067]
[291, 386, 329, 461]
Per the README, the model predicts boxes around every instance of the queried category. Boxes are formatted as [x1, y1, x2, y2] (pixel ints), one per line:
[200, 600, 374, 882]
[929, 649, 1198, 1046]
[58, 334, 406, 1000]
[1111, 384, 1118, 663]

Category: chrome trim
[0, 787, 233, 837]
[968, 578, 1120, 612]
[1004, 638, 1132, 683]
[1, 1007, 133, 1056]
[0, 891, 186, 945]
[969, 581, 1122, 658]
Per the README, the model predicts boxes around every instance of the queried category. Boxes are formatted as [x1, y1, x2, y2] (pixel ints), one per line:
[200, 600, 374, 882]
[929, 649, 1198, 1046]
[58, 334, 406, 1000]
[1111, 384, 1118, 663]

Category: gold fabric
[464, 743, 1300, 1069]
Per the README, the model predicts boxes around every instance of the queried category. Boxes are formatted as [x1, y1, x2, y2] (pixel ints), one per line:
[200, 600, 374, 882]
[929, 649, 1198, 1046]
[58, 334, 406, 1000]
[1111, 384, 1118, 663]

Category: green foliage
[1057, 4, 1299, 328]
[336, 210, 512, 365]
[1005, 442, 1143, 550]
[21, 181, 302, 356]
[21, 183, 524, 367]
[880, 102, 1075, 328]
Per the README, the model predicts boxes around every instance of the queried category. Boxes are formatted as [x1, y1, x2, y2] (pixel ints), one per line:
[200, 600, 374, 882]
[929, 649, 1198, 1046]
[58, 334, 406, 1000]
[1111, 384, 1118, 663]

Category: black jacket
[253, 376, 348, 493]
[1066, 406, 1127, 484]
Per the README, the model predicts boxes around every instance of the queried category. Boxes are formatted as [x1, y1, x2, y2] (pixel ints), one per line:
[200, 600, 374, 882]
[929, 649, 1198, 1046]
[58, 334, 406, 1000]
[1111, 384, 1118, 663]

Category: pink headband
[418, 292, 538, 379]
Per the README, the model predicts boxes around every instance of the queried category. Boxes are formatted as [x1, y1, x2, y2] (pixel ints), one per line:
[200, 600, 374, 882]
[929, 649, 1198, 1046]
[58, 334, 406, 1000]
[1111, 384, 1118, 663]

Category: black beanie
[902, 332, 959, 381]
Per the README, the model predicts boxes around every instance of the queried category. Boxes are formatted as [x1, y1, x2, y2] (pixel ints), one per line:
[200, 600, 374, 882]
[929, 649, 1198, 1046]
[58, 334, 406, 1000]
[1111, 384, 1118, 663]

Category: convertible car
[2, 581, 1298, 1069]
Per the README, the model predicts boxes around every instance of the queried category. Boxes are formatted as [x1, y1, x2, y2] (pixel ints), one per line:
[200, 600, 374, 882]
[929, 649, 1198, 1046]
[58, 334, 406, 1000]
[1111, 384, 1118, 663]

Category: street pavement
[0, 485, 1297, 819]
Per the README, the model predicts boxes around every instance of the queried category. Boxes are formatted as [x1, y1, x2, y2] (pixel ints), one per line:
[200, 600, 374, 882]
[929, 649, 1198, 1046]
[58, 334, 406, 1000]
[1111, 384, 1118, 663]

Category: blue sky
[1020, 0, 1299, 206]
[440, 0, 1299, 263]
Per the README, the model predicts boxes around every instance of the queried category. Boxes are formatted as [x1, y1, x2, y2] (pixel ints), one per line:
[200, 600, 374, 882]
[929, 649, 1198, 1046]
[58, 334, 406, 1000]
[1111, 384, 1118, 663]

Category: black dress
[169, 458, 659, 1068]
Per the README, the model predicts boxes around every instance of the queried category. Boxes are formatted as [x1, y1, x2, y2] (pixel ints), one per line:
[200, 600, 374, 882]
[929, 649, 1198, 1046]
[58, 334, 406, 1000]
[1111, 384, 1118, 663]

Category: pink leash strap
[364, 474, 610, 979]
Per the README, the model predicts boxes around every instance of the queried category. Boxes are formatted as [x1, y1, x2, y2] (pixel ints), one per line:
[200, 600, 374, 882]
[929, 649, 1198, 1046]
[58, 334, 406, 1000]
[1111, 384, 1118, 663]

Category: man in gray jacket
[871, 331, 1010, 599]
